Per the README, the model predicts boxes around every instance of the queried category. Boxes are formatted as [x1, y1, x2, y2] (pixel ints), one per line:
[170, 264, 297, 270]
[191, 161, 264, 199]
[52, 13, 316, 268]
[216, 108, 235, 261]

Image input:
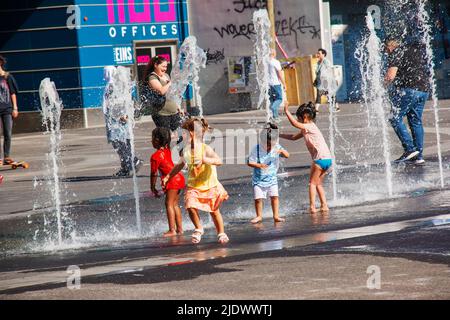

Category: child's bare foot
[309, 207, 318, 214]
[320, 206, 329, 212]
[274, 217, 285, 223]
[163, 230, 177, 237]
[177, 230, 184, 235]
[251, 217, 263, 224]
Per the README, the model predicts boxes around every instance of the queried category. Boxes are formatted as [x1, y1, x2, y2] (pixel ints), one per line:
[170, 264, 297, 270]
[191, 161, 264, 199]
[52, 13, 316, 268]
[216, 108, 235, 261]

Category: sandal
[217, 233, 229, 244]
[191, 228, 204, 244]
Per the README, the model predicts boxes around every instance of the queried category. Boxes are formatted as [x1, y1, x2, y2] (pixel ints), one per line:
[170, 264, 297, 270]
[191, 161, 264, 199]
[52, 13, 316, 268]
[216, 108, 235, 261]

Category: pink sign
[137, 55, 150, 65]
[107, 0, 177, 24]
[158, 53, 171, 62]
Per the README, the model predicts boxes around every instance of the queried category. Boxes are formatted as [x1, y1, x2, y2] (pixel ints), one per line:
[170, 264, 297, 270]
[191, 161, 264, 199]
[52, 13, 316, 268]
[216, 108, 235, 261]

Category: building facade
[0, 0, 188, 131]
[326, 0, 450, 101]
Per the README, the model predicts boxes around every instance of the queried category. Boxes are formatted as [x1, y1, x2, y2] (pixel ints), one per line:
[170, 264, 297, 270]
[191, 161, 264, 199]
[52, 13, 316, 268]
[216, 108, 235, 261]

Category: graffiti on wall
[212, 1, 320, 49]
[205, 48, 226, 65]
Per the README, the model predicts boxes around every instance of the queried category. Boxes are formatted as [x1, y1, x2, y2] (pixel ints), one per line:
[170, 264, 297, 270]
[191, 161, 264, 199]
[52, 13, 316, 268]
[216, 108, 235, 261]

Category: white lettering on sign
[109, 27, 117, 38]
[66, 5, 81, 30]
[107, 24, 178, 39]
[113, 47, 133, 64]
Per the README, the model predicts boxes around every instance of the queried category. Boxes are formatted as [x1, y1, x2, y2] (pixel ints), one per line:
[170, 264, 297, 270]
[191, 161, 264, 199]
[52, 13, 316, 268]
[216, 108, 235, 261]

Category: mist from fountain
[252, 9, 272, 123]
[167, 36, 207, 116]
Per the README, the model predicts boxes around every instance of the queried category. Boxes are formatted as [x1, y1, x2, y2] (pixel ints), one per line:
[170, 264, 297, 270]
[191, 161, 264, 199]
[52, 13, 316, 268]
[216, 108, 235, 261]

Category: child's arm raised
[279, 132, 303, 141]
[162, 157, 186, 187]
[202, 145, 223, 166]
[284, 104, 307, 130]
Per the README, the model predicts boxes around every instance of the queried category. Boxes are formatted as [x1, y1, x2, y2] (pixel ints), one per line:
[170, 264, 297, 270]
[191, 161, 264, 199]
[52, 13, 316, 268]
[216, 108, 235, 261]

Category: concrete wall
[188, 0, 322, 115]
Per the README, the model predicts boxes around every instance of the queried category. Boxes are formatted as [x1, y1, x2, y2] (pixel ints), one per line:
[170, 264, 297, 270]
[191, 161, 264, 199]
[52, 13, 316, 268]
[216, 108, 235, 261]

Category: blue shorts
[314, 159, 332, 171]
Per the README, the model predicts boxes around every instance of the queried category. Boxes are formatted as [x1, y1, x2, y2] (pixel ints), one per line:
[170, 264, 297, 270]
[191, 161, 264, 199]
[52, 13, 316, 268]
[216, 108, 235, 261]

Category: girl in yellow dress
[163, 118, 229, 244]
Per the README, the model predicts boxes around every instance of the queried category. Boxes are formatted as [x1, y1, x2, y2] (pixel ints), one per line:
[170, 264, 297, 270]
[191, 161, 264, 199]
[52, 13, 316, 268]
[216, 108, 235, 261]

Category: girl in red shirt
[150, 127, 185, 237]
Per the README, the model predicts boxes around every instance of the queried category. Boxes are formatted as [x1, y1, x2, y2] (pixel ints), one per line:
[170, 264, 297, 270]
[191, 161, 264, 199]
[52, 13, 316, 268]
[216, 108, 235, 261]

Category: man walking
[313, 48, 340, 113]
[268, 48, 286, 122]
[385, 39, 430, 164]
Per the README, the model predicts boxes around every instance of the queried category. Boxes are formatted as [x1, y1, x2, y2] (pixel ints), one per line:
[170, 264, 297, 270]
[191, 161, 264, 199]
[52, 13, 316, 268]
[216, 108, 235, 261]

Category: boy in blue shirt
[247, 123, 289, 223]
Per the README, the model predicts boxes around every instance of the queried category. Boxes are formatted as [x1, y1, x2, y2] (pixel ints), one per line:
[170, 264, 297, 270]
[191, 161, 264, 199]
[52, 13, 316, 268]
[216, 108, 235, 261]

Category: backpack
[140, 72, 166, 115]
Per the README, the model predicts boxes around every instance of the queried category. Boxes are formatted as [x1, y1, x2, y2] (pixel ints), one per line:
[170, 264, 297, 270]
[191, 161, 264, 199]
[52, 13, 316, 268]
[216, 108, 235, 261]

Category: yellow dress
[183, 143, 228, 212]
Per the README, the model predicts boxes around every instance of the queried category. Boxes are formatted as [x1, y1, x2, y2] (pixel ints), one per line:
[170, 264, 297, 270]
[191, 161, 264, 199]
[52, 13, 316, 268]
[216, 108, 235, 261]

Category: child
[162, 118, 229, 244]
[247, 123, 289, 224]
[150, 127, 185, 237]
[102, 66, 143, 177]
[282, 102, 332, 213]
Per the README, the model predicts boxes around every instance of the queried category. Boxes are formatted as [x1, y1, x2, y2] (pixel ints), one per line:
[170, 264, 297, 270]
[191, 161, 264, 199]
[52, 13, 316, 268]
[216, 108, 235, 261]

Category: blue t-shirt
[248, 143, 286, 187]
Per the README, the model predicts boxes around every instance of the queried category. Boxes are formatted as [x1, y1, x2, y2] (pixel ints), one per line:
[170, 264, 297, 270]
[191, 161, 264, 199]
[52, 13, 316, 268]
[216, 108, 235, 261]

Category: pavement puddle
[0, 213, 449, 292]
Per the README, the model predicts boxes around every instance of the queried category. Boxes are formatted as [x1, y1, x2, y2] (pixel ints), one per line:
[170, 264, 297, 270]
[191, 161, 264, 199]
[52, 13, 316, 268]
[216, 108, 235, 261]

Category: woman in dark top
[0, 55, 19, 166]
[144, 56, 183, 132]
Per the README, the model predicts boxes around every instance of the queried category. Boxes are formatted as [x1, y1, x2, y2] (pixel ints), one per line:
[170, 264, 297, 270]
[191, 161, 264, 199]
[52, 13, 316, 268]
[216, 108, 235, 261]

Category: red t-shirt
[151, 148, 185, 190]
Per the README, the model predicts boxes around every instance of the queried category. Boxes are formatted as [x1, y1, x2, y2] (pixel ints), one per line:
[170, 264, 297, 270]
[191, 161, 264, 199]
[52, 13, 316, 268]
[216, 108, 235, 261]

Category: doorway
[133, 40, 178, 88]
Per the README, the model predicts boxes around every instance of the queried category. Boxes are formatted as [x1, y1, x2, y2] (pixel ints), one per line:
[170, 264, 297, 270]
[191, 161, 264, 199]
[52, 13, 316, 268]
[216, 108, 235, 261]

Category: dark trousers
[0, 113, 12, 159]
[316, 90, 336, 105]
[112, 140, 138, 173]
[152, 113, 182, 132]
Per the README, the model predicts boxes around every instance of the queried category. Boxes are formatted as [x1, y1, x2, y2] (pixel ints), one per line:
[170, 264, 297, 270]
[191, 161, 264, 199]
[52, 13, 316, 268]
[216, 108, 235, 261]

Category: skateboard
[0, 161, 29, 170]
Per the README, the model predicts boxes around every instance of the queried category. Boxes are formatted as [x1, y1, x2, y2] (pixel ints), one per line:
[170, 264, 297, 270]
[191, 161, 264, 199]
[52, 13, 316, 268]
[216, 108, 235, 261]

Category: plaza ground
[0, 102, 449, 299]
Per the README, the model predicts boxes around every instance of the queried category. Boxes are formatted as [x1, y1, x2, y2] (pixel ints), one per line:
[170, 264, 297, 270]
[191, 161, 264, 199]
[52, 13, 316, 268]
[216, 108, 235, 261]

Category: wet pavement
[0, 103, 450, 299]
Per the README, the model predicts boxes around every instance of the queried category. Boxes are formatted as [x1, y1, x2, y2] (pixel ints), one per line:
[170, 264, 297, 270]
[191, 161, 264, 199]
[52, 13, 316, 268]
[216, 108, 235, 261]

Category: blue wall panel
[20, 90, 83, 113]
[1, 0, 189, 111]
[0, 7, 71, 30]
[0, 29, 78, 52]
[1, 1, 74, 10]
[75, 0, 188, 109]
[4, 49, 80, 71]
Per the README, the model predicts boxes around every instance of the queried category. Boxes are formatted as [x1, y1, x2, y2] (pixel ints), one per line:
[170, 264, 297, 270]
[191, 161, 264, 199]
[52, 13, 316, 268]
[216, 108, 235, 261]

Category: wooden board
[281, 56, 318, 106]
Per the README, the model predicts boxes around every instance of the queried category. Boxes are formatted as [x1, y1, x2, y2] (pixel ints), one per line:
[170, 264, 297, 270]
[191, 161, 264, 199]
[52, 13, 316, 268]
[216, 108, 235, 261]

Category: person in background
[385, 39, 429, 164]
[268, 48, 287, 122]
[145, 56, 184, 137]
[103, 66, 143, 177]
[313, 48, 340, 113]
[0, 55, 19, 166]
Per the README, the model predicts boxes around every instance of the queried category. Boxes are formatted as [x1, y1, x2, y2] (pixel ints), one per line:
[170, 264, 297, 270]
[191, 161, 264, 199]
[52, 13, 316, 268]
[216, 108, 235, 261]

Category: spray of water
[354, 13, 394, 197]
[105, 66, 142, 235]
[416, 0, 445, 188]
[317, 58, 339, 200]
[39, 78, 65, 245]
[253, 9, 272, 123]
[168, 36, 207, 116]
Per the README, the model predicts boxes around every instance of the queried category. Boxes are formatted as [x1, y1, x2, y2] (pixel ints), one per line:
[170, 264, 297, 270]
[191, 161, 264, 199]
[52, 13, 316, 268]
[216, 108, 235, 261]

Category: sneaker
[3, 157, 13, 165]
[414, 157, 425, 165]
[335, 106, 341, 112]
[133, 159, 143, 174]
[113, 169, 130, 177]
[394, 150, 420, 163]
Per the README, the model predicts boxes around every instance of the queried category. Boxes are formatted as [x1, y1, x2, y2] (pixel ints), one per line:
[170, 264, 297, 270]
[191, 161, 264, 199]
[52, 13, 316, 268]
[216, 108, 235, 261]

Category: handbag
[140, 73, 166, 115]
